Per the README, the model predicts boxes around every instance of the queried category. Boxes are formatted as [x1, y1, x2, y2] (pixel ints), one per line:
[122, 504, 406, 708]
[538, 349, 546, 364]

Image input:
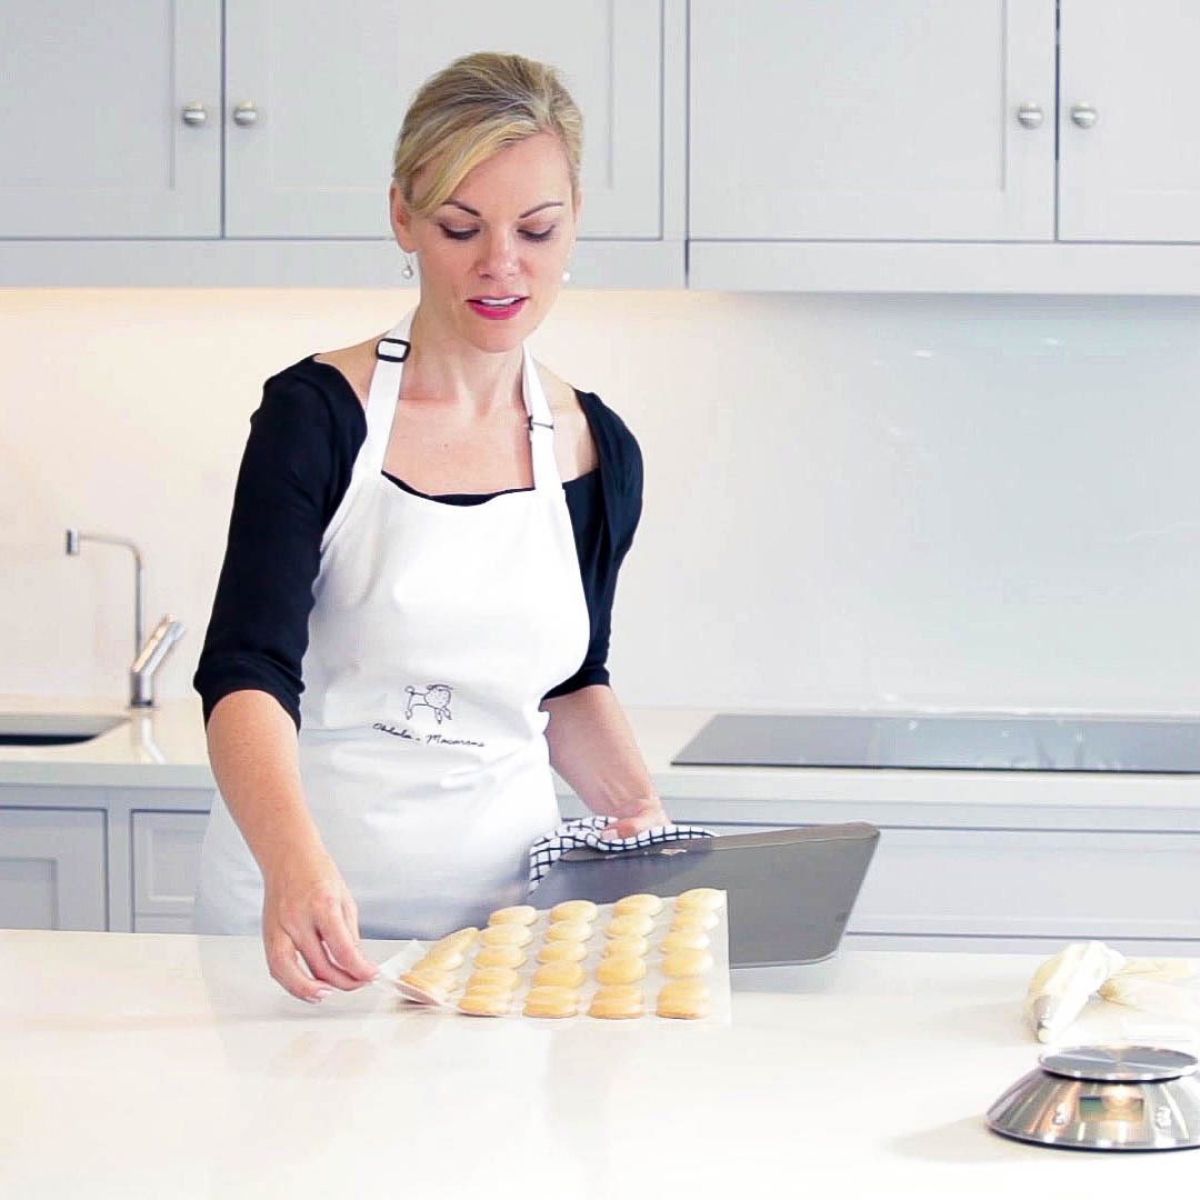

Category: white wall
[3, 288, 1198, 716]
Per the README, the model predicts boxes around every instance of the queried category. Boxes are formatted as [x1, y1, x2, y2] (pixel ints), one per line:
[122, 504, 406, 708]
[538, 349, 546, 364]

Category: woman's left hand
[596, 795, 672, 840]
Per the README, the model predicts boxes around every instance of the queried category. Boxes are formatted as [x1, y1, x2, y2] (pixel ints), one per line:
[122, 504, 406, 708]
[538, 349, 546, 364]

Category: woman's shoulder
[308, 337, 379, 409]
[261, 337, 375, 409]
[255, 339, 379, 434]
[537, 363, 639, 453]
[569, 385, 642, 490]
[246, 350, 369, 467]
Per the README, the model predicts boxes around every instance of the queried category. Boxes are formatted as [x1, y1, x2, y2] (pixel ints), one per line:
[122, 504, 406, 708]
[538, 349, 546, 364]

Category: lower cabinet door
[0, 808, 106, 930]
[131, 811, 208, 933]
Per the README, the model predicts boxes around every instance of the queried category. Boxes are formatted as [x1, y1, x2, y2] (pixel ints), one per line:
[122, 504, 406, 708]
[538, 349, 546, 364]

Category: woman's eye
[437, 224, 556, 242]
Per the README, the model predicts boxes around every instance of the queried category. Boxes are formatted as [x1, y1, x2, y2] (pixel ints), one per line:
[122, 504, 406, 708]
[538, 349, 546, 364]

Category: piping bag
[1025, 942, 1200, 1042]
[1025, 941, 1126, 1042]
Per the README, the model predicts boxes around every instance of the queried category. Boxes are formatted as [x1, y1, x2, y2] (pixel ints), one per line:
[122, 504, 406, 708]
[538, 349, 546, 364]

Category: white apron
[194, 310, 591, 939]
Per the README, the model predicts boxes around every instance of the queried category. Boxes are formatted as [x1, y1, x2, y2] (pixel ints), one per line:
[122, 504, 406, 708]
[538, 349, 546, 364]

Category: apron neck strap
[521, 343, 559, 492]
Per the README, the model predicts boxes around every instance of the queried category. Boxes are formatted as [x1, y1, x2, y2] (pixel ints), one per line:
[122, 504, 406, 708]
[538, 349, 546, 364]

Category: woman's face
[390, 131, 580, 353]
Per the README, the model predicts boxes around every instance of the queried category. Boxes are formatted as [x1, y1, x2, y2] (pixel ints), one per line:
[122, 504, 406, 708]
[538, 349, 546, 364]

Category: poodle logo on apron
[404, 682, 453, 724]
[373, 682, 482, 747]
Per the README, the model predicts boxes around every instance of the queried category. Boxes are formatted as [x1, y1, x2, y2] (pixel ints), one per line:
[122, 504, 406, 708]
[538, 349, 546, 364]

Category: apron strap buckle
[376, 337, 411, 363]
[528, 416, 554, 432]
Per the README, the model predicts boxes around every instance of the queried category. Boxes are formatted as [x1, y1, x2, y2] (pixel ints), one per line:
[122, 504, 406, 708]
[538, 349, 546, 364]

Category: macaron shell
[487, 905, 538, 926]
[537, 940, 588, 964]
[550, 899, 598, 923]
[480, 923, 533, 948]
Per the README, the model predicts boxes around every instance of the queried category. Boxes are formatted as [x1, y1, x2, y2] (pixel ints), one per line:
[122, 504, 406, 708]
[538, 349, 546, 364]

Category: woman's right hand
[261, 850, 380, 1002]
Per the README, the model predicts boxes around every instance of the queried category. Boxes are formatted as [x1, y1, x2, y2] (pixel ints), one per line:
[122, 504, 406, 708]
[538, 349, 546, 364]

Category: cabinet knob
[232, 101, 260, 127]
[1070, 103, 1098, 129]
[1015, 103, 1044, 130]
[180, 102, 208, 128]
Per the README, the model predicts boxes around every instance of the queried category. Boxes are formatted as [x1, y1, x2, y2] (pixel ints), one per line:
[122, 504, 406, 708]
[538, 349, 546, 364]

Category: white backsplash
[2, 288, 1198, 715]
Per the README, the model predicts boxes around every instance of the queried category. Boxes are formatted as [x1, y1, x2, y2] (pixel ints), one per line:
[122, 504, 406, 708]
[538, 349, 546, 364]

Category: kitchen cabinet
[1059, 0, 1200, 241]
[689, 0, 1055, 242]
[2, 786, 1198, 950]
[689, 0, 1200, 292]
[0, 781, 212, 934]
[848, 827, 1200, 946]
[0, 0, 686, 286]
[670, 817, 1200, 955]
[131, 810, 208, 933]
[3, 700, 1198, 949]
[0, 0, 221, 237]
[226, 0, 665, 240]
[0, 808, 106, 930]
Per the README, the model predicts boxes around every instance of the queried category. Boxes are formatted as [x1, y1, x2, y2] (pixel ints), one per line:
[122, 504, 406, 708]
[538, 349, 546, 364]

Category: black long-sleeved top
[193, 356, 643, 730]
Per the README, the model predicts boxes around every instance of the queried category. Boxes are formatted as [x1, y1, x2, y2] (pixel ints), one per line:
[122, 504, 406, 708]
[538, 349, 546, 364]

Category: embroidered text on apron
[194, 309, 591, 938]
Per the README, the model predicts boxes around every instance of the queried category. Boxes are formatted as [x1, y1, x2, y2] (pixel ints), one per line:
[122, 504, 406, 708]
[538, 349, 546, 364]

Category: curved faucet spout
[130, 615, 186, 709]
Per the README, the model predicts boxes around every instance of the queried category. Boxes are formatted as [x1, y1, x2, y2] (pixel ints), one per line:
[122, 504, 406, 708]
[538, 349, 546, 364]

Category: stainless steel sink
[0, 713, 128, 747]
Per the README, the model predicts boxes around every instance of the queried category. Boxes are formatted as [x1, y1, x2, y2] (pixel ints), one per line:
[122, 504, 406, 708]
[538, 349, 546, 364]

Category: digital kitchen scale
[532, 823, 879, 968]
[987, 1045, 1200, 1151]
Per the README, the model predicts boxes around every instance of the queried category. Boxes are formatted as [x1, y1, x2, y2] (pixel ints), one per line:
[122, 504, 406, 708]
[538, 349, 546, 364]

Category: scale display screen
[1079, 1094, 1145, 1121]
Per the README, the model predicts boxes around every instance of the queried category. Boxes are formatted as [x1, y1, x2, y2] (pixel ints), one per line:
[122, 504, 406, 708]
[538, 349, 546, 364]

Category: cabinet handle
[180, 102, 208, 128]
[1070, 103, 1098, 129]
[232, 101, 260, 128]
[1015, 103, 1044, 130]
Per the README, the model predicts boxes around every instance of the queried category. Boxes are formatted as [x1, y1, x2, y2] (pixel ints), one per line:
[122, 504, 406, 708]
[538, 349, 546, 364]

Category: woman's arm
[540, 684, 670, 837]
[206, 689, 378, 1000]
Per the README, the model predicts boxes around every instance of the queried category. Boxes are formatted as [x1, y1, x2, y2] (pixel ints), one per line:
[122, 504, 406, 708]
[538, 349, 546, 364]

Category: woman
[192, 52, 669, 1002]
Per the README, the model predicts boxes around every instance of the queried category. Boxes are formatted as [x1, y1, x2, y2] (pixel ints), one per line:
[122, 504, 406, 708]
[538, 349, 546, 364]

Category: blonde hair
[392, 51, 583, 219]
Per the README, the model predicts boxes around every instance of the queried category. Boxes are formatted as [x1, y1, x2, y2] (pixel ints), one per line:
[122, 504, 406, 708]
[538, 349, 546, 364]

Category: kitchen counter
[0, 694, 213, 789]
[2, 931, 1197, 1198]
[2, 695, 1198, 830]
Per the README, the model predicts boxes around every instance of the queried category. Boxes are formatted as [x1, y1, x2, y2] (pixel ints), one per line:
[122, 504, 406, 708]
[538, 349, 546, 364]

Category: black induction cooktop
[671, 712, 1200, 773]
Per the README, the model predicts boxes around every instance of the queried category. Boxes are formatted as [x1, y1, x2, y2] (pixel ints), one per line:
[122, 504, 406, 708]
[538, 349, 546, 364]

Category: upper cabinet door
[0, 0, 221, 237]
[689, 0, 1056, 241]
[225, 0, 662, 240]
[1059, 0, 1200, 242]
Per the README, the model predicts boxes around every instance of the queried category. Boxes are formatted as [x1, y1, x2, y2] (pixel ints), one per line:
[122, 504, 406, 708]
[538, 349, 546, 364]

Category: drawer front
[851, 828, 1200, 940]
[607, 817, 1200, 943]
[131, 810, 208, 921]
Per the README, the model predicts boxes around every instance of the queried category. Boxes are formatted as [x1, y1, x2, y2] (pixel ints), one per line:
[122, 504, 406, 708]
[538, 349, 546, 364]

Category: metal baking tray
[532, 822, 879, 968]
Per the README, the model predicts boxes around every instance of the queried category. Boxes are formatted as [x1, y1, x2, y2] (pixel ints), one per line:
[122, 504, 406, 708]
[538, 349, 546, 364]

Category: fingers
[316, 902, 379, 984]
[264, 932, 330, 1004]
[600, 806, 672, 840]
[292, 927, 364, 992]
[265, 896, 378, 1002]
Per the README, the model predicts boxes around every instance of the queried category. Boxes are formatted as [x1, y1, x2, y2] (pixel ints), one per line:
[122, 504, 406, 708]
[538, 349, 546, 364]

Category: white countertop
[2, 931, 1196, 1198]
[2, 694, 1198, 827]
[0, 694, 213, 788]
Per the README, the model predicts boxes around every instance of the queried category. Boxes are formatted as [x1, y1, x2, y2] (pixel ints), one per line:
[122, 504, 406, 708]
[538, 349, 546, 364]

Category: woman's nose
[477, 231, 519, 280]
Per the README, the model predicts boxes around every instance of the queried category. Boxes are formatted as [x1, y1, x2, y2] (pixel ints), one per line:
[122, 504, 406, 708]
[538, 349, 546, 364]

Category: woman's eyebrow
[443, 199, 565, 219]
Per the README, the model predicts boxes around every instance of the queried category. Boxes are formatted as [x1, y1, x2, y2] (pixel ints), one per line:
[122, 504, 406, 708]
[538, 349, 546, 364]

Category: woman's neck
[403, 303, 525, 418]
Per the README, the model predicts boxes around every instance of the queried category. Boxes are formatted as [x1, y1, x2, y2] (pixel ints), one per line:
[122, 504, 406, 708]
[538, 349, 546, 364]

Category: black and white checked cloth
[527, 815, 715, 893]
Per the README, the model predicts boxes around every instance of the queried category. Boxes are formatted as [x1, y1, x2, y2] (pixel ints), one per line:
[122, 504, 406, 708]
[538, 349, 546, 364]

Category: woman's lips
[466, 297, 528, 321]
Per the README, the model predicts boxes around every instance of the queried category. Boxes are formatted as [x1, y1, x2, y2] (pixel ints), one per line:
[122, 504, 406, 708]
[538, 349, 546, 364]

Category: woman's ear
[389, 182, 415, 251]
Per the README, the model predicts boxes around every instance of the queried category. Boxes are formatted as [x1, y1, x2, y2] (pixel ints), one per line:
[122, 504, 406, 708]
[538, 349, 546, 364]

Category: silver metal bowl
[987, 1045, 1200, 1151]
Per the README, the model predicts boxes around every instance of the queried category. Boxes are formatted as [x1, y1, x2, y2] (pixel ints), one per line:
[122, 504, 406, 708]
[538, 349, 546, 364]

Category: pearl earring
[561, 267, 572, 284]
[401, 253, 415, 281]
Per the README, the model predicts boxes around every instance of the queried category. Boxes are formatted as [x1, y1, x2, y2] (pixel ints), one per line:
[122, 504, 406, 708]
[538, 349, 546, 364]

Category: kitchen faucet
[65, 528, 185, 708]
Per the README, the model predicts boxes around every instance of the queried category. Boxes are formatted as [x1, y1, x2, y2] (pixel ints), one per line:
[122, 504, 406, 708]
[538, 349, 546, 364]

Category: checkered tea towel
[528, 815, 715, 892]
